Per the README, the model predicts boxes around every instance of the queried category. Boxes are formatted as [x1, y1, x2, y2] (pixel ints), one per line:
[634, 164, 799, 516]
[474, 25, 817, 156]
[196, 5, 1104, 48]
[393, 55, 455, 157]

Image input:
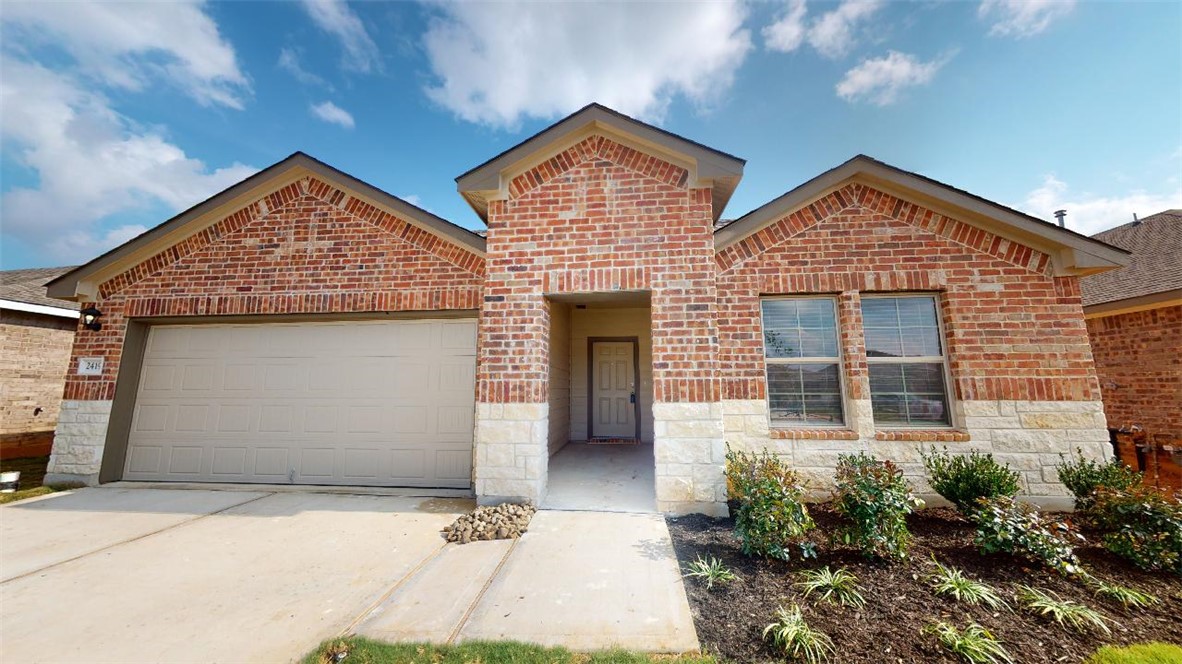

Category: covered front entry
[120, 318, 477, 488]
[542, 294, 655, 512]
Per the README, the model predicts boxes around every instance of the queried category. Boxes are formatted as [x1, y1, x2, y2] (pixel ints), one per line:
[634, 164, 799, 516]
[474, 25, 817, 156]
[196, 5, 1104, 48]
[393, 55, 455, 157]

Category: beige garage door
[123, 319, 476, 488]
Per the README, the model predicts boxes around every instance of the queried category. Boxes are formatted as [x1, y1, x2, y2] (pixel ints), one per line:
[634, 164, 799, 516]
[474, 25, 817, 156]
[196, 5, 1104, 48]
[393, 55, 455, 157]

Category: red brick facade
[477, 135, 718, 405]
[716, 183, 1101, 426]
[62, 176, 486, 403]
[1087, 305, 1182, 440]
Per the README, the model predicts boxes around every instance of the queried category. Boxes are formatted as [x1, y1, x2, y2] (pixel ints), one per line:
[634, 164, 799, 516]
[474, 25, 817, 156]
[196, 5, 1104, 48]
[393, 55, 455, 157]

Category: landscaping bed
[668, 506, 1182, 663]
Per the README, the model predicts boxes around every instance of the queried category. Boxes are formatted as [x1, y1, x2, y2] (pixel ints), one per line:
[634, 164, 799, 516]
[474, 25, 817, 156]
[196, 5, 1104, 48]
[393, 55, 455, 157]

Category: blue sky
[1, 0, 1179, 269]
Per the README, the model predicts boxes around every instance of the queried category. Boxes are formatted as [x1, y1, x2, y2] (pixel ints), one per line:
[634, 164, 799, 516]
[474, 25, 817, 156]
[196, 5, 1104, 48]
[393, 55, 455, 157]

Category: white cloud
[299, 0, 381, 73]
[278, 47, 330, 88]
[836, 50, 950, 106]
[310, 100, 355, 129]
[764, 0, 883, 59]
[421, 1, 752, 128]
[1018, 175, 1182, 235]
[0, 0, 249, 108]
[0, 58, 256, 263]
[978, 0, 1075, 38]
[763, 0, 808, 53]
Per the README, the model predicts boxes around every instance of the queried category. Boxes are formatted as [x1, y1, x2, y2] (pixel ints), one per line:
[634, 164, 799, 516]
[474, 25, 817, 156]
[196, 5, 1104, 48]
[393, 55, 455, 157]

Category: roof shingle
[1, 266, 80, 310]
[1081, 210, 1182, 307]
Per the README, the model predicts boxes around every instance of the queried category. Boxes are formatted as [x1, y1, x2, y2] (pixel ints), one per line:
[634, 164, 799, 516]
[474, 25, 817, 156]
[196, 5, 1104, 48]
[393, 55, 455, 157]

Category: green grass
[1089, 579, 1159, 610]
[302, 637, 718, 664]
[1016, 585, 1111, 635]
[1085, 642, 1182, 664]
[762, 605, 834, 664]
[0, 456, 73, 505]
[924, 622, 1013, 664]
[794, 566, 866, 608]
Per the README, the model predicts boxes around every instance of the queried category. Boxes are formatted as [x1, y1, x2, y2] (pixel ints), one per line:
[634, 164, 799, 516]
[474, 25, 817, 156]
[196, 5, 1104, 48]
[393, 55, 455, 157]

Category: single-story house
[1, 266, 80, 459]
[1082, 209, 1181, 490]
[43, 104, 1129, 514]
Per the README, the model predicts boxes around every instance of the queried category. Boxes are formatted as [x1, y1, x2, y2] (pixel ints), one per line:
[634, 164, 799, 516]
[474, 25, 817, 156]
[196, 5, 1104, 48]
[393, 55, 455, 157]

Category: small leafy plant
[921, 446, 1020, 515]
[1088, 578, 1159, 610]
[924, 621, 1013, 664]
[762, 604, 834, 664]
[682, 555, 737, 590]
[725, 446, 817, 561]
[794, 566, 866, 608]
[832, 452, 922, 560]
[927, 558, 1008, 611]
[1057, 448, 1142, 511]
[1090, 485, 1182, 574]
[971, 496, 1084, 576]
[1016, 585, 1112, 634]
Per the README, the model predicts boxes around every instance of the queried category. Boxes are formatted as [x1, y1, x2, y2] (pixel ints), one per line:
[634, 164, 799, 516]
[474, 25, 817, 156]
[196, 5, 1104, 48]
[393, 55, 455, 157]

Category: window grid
[862, 294, 954, 428]
[761, 297, 846, 428]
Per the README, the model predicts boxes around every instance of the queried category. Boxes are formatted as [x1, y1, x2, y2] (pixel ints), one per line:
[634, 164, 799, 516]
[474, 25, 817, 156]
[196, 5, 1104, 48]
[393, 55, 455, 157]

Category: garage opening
[115, 318, 476, 488]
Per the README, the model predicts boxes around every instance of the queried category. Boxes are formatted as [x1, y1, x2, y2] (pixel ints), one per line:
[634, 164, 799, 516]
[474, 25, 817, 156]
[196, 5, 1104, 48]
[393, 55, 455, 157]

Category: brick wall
[716, 183, 1109, 502]
[475, 134, 723, 507]
[48, 175, 485, 482]
[1087, 305, 1182, 440]
[1, 310, 76, 458]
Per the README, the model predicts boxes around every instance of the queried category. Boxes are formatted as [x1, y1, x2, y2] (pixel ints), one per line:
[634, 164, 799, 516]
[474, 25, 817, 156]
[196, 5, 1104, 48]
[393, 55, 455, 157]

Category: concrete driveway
[0, 487, 697, 663]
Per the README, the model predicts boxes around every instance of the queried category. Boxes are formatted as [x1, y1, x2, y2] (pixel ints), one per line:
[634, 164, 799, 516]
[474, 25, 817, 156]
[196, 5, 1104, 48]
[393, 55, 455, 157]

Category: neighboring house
[43, 104, 1128, 514]
[1, 267, 80, 459]
[1082, 210, 1181, 489]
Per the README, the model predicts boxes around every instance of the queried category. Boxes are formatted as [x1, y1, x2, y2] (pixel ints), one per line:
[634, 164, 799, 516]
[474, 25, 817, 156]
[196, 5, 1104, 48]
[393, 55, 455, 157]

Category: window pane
[869, 362, 950, 426]
[862, 296, 942, 358]
[762, 299, 838, 359]
[767, 363, 844, 425]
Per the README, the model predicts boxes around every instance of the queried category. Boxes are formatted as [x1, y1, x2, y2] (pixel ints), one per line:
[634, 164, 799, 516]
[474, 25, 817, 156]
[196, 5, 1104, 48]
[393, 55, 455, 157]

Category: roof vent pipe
[1133, 213, 1140, 225]
[1054, 209, 1067, 227]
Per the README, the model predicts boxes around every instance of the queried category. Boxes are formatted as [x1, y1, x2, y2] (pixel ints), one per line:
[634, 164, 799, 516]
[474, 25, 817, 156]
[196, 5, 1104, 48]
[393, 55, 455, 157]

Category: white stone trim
[474, 402, 549, 505]
[0, 298, 80, 319]
[46, 400, 113, 484]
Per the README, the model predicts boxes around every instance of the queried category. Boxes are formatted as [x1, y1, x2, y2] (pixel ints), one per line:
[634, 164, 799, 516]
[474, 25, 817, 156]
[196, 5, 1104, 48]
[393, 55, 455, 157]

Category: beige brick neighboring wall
[0, 311, 76, 444]
[45, 399, 112, 484]
[723, 398, 1109, 507]
[474, 402, 549, 505]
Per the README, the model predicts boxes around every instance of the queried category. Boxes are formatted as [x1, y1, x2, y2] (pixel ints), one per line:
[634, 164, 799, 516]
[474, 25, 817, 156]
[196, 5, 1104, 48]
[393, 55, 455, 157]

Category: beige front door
[591, 340, 637, 439]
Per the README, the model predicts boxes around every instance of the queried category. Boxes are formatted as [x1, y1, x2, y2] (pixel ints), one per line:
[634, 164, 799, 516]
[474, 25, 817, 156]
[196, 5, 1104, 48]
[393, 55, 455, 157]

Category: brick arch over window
[716, 182, 1100, 406]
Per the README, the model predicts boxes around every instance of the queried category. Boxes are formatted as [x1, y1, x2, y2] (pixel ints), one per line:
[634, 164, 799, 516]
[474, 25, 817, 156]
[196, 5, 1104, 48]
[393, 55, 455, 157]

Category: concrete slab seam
[0, 491, 274, 585]
[445, 538, 519, 645]
[339, 540, 450, 638]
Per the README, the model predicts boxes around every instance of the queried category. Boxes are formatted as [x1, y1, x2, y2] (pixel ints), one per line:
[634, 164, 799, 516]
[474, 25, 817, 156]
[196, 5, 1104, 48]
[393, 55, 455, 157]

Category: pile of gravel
[442, 503, 536, 544]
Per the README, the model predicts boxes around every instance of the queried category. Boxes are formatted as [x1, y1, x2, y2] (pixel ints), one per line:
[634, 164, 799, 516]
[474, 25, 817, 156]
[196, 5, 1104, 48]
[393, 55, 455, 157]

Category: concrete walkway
[0, 486, 698, 662]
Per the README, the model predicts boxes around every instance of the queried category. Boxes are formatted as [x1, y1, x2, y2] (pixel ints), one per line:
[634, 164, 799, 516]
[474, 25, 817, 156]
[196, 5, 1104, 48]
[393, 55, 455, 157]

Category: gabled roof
[47, 152, 486, 301]
[1, 266, 80, 317]
[455, 103, 746, 222]
[1082, 209, 1182, 311]
[715, 155, 1130, 277]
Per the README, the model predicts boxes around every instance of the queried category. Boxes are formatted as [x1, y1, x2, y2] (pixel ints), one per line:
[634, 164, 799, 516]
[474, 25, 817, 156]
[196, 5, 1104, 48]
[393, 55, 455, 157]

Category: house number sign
[77, 357, 104, 376]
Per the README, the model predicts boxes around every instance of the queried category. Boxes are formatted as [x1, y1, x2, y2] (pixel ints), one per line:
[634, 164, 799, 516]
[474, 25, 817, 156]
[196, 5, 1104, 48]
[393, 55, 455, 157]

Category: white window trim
[862, 293, 957, 430]
[760, 295, 849, 429]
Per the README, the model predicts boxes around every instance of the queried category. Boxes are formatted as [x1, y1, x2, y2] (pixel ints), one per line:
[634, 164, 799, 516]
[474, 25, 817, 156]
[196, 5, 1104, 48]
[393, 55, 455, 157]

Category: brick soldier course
[44, 104, 1130, 514]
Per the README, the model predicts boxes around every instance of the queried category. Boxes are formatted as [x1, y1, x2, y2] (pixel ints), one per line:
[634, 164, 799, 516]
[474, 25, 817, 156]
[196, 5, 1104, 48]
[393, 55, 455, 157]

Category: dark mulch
[667, 506, 1182, 663]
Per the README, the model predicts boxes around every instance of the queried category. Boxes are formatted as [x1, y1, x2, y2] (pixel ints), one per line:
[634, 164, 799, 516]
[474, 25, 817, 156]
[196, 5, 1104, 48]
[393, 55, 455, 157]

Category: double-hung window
[861, 295, 952, 427]
[760, 298, 844, 426]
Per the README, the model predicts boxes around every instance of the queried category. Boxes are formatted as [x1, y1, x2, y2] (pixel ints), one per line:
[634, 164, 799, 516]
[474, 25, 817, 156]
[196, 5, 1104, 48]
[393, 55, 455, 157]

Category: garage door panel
[124, 320, 475, 488]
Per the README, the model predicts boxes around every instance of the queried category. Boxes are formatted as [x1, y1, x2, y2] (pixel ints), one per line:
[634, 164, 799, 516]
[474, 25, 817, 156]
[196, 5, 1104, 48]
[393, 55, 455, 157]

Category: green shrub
[1085, 642, 1182, 664]
[1057, 448, 1141, 511]
[921, 446, 1020, 515]
[924, 622, 1013, 664]
[762, 604, 833, 664]
[971, 496, 1084, 576]
[1091, 485, 1182, 574]
[832, 453, 922, 560]
[725, 447, 816, 561]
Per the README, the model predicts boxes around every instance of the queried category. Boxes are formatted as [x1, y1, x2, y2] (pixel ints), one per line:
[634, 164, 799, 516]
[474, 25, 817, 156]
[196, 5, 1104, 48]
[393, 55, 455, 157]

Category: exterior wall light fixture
[81, 306, 103, 331]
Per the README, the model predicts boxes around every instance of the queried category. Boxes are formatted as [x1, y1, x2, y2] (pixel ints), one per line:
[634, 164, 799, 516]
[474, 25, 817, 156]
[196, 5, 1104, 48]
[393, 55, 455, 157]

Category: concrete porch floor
[542, 442, 655, 513]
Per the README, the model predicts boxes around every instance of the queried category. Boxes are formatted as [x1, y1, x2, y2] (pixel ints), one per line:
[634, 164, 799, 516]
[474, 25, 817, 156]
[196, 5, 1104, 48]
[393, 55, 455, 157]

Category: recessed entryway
[542, 442, 655, 512]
